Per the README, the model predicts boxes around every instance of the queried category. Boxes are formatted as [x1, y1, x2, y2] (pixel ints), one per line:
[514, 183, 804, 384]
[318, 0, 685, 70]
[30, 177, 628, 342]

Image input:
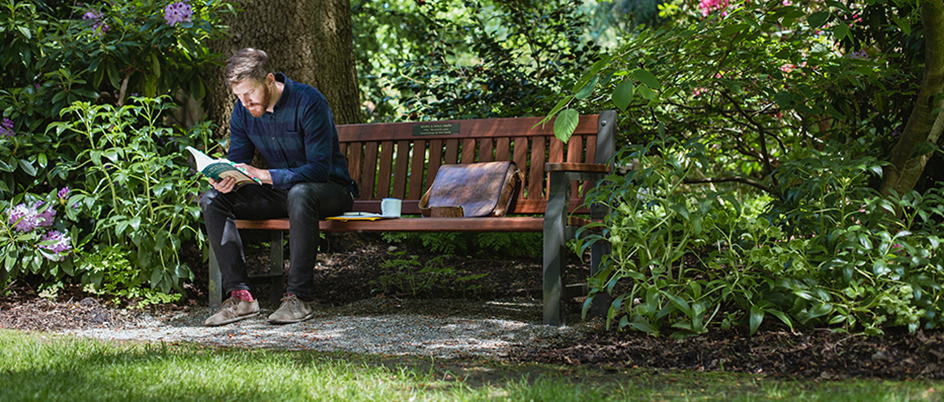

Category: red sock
[231, 289, 254, 302]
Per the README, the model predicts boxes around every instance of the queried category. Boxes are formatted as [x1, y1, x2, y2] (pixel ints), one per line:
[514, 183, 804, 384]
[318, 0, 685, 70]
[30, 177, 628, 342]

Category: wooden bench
[208, 110, 617, 325]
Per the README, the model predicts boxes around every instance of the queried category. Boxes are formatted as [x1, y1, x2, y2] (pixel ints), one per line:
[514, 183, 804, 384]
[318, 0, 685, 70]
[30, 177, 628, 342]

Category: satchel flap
[425, 162, 515, 217]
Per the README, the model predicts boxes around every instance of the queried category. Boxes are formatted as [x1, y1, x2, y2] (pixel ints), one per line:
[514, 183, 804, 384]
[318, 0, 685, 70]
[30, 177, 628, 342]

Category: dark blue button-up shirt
[228, 73, 358, 196]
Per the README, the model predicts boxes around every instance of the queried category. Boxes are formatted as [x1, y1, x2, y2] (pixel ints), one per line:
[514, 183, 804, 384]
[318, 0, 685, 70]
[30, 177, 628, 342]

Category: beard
[245, 83, 271, 118]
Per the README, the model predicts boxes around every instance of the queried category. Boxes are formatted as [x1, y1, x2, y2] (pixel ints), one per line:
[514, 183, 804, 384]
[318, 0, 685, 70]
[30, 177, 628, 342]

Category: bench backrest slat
[336, 113, 611, 215]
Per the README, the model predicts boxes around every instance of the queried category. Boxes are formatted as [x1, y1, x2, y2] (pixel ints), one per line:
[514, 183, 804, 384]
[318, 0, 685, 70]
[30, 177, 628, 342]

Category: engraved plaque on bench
[412, 123, 460, 136]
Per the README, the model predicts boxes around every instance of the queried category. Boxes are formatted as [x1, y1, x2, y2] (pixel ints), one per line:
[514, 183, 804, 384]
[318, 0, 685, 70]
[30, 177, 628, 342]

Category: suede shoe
[204, 297, 260, 326]
[267, 294, 314, 324]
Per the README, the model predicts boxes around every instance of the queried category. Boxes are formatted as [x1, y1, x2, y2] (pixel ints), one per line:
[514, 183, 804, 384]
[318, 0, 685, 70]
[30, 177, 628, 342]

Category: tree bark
[205, 0, 361, 143]
[881, 0, 944, 197]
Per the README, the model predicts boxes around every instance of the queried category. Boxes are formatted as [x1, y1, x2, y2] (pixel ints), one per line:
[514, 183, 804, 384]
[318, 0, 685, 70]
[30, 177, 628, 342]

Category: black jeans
[200, 182, 353, 300]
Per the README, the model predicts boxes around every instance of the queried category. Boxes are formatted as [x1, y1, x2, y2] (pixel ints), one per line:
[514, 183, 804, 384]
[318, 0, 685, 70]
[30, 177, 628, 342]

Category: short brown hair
[225, 48, 269, 87]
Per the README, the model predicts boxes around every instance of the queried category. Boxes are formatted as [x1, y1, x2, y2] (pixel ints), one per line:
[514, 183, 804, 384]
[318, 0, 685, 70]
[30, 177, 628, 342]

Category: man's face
[232, 77, 271, 118]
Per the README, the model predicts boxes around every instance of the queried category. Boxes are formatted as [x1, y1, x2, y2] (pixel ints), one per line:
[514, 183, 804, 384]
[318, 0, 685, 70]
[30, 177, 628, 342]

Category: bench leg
[543, 171, 571, 326]
[589, 240, 612, 317]
[208, 242, 222, 308]
[588, 199, 612, 317]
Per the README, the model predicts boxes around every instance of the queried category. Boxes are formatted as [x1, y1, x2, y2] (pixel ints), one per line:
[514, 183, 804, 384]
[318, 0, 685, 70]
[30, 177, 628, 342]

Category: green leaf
[553, 109, 579, 143]
[190, 78, 206, 100]
[150, 52, 161, 78]
[834, 24, 850, 41]
[633, 69, 660, 90]
[107, 62, 120, 89]
[824, 0, 851, 13]
[664, 292, 692, 316]
[613, 80, 635, 111]
[90, 150, 103, 166]
[129, 216, 142, 231]
[909, 141, 938, 158]
[806, 303, 834, 322]
[16, 26, 31, 40]
[765, 309, 794, 331]
[670, 204, 690, 220]
[575, 76, 598, 100]
[630, 316, 660, 335]
[773, 91, 796, 109]
[891, 14, 911, 35]
[825, 103, 845, 120]
[637, 85, 657, 101]
[749, 304, 764, 335]
[581, 297, 594, 319]
[150, 268, 163, 288]
[808, 11, 829, 28]
[720, 23, 748, 36]
[18, 159, 36, 176]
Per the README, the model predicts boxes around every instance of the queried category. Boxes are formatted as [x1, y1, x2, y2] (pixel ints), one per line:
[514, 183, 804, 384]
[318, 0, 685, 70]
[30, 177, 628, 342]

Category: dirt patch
[1, 232, 942, 380]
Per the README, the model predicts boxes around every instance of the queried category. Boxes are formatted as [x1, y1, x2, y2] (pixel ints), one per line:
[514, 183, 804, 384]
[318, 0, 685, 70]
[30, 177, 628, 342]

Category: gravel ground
[60, 298, 587, 359]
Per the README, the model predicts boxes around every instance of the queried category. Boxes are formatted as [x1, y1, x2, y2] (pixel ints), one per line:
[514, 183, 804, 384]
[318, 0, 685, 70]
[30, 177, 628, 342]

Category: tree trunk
[205, 0, 361, 143]
[881, 0, 944, 197]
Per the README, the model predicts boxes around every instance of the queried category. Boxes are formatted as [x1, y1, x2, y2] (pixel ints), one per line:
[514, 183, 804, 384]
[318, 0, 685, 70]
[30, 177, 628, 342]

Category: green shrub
[1, 0, 233, 299]
[2, 96, 209, 297]
[584, 135, 944, 337]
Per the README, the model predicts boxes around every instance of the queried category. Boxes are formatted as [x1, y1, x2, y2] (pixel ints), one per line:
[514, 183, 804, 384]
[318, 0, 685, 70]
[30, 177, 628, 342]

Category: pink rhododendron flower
[35, 202, 55, 227]
[8, 203, 41, 232]
[164, 2, 193, 26]
[699, 0, 729, 16]
[39, 230, 72, 259]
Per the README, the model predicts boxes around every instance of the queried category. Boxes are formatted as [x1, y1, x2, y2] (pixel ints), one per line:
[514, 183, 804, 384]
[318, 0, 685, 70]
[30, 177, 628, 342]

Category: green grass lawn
[0, 329, 939, 401]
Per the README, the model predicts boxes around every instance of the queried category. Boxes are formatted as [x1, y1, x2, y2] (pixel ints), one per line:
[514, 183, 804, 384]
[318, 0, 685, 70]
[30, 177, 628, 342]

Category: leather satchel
[419, 161, 523, 217]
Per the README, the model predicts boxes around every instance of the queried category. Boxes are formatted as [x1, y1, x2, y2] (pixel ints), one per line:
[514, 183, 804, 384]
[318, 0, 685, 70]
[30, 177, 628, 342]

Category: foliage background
[2, 0, 944, 336]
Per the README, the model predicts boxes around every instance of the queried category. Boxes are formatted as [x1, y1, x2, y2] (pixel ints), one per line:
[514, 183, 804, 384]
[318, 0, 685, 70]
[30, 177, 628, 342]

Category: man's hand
[209, 177, 237, 193]
[235, 164, 273, 184]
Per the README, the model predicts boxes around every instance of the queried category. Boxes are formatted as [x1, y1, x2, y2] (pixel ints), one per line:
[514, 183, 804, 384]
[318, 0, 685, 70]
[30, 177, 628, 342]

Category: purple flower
[891, 126, 903, 140]
[83, 9, 109, 36]
[58, 187, 70, 200]
[0, 118, 13, 137]
[35, 202, 56, 227]
[164, 2, 193, 26]
[847, 49, 869, 60]
[7, 203, 41, 232]
[39, 230, 72, 260]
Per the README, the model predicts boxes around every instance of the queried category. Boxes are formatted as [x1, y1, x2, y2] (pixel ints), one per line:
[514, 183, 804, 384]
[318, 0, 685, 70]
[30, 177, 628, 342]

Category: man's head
[226, 48, 275, 118]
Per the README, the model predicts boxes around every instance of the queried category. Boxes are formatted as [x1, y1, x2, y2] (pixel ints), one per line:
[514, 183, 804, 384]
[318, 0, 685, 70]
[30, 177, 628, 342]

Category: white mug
[381, 198, 401, 217]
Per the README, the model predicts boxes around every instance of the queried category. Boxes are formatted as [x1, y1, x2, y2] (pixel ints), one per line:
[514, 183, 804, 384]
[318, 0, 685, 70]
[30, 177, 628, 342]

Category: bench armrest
[544, 162, 609, 174]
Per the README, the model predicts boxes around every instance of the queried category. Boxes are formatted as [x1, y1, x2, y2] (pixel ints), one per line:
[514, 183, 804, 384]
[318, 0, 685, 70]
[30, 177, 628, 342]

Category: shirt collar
[272, 73, 289, 112]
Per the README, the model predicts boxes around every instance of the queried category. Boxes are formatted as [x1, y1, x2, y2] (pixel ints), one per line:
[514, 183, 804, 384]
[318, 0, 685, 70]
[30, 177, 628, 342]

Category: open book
[186, 146, 262, 189]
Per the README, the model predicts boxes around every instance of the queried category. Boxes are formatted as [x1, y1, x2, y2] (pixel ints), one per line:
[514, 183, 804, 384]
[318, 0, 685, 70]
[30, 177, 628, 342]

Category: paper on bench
[326, 212, 399, 221]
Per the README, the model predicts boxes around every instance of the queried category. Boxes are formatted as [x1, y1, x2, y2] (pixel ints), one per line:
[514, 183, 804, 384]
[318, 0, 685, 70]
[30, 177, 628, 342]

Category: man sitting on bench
[201, 48, 358, 326]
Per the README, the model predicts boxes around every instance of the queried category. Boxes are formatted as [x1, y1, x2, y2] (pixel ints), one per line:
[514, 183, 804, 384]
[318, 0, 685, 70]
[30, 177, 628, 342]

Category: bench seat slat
[235, 217, 545, 232]
[234, 216, 595, 233]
